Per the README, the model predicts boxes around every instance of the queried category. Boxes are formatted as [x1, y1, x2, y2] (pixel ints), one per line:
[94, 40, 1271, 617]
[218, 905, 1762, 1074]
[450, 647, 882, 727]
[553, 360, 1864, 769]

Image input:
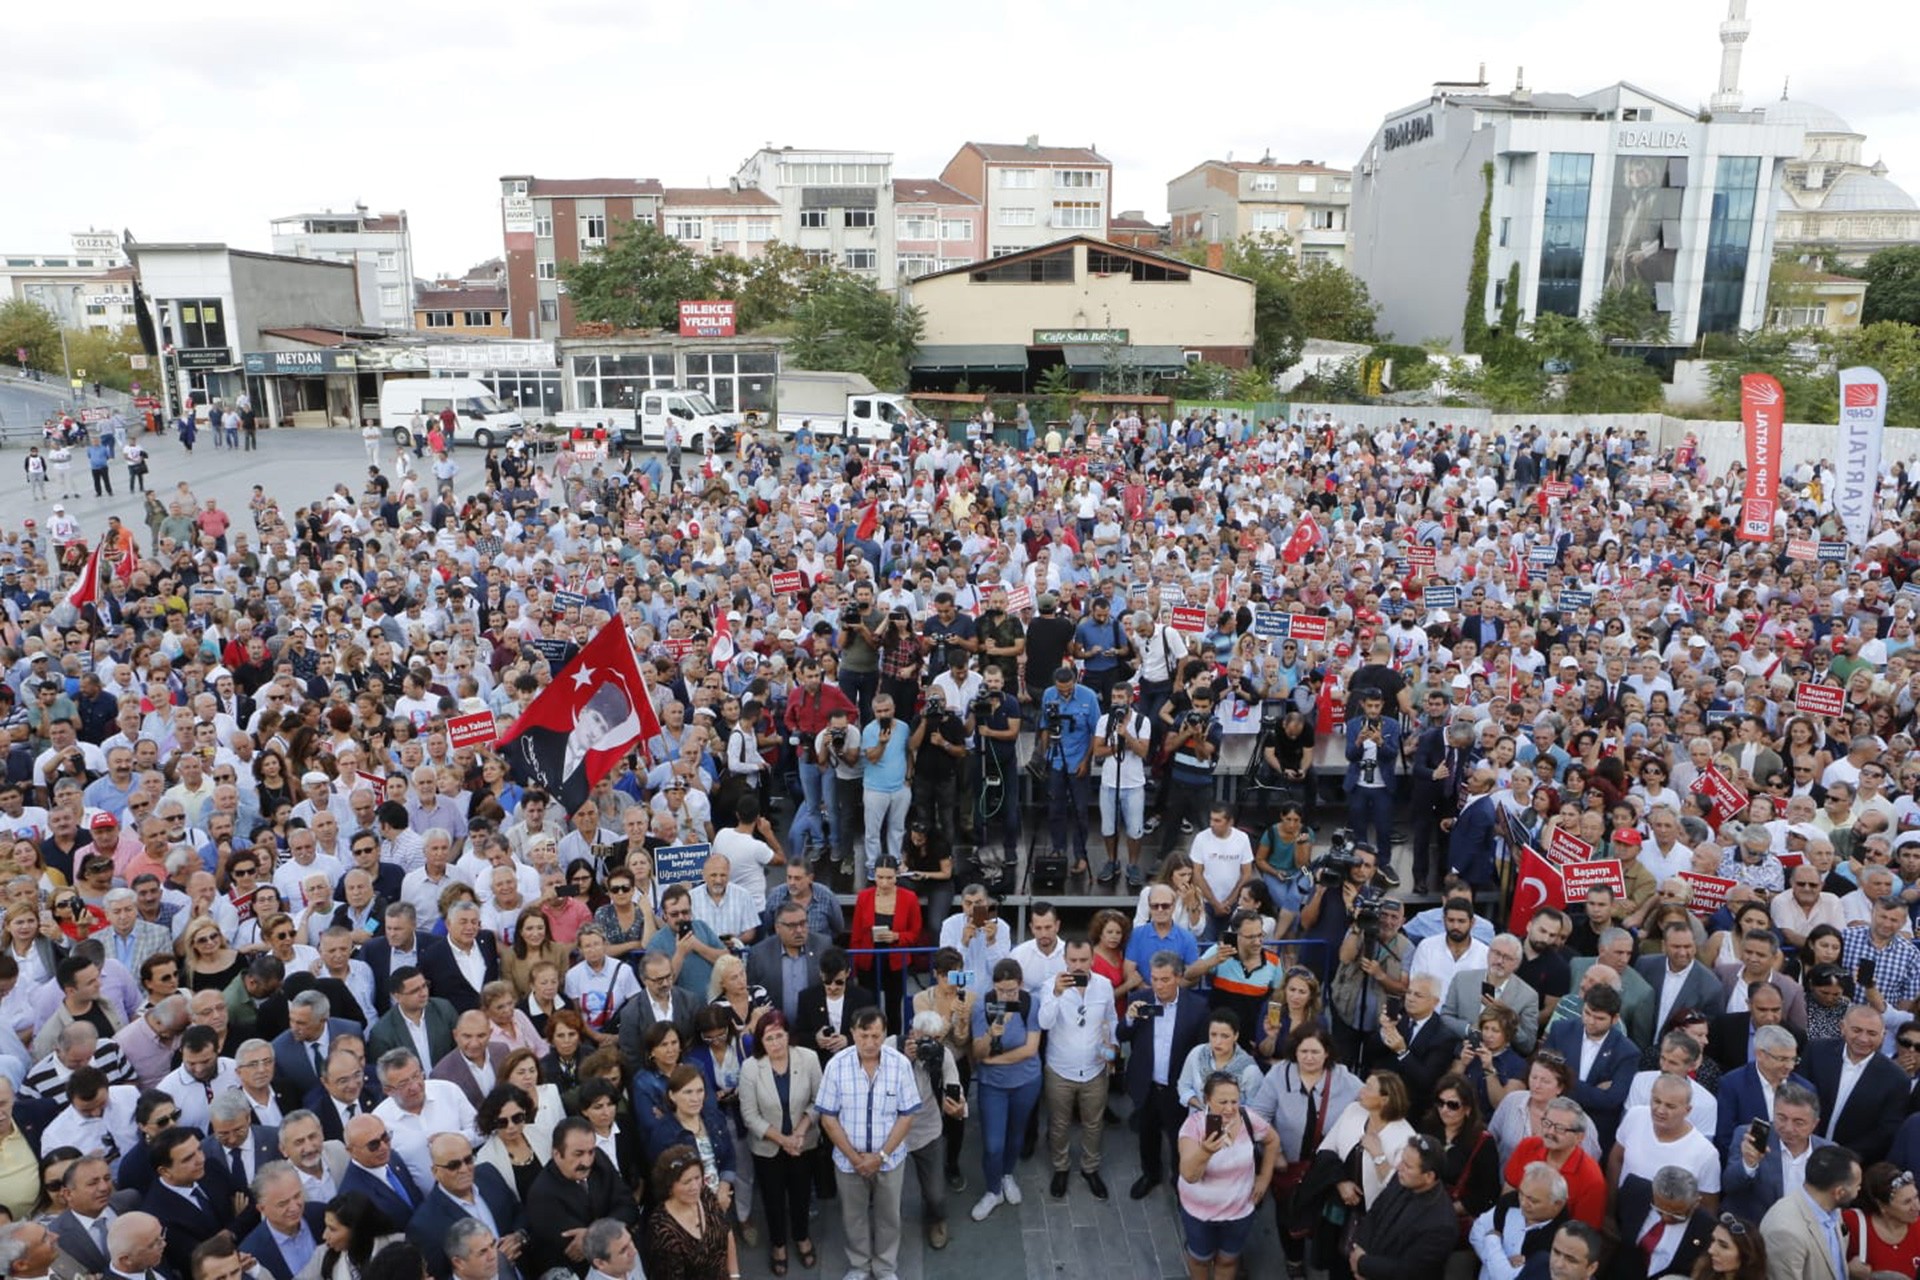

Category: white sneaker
[970, 1191, 1003, 1221]
[1002, 1174, 1023, 1205]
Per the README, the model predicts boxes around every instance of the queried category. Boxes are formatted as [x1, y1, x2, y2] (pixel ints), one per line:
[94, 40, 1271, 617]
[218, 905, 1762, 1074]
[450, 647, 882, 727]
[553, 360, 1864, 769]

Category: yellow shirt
[0, 1128, 39, 1220]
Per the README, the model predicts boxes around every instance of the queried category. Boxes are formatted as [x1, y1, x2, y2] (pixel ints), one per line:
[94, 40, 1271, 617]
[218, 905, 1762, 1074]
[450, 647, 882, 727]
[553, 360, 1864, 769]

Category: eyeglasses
[364, 1133, 389, 1148]
[1436, 1097, 1466, 1111]
[1717, 1214, 1749, 1235]
[1540, 1120, 1581, 1135]
[823, 976, 848, 988]
[496, 1112, 526, 1126]
[435, 1154, 476, 1170]
[152, 1111, 181, 1126]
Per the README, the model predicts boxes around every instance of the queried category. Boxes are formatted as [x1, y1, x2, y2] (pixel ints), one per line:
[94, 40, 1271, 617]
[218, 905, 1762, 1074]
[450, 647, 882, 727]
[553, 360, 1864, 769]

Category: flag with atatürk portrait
[495, 620, 661, 811]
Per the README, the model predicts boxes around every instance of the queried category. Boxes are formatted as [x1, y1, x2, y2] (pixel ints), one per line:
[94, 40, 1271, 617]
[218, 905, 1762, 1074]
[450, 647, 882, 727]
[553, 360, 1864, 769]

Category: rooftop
[660, 186, 779, 208]
[525, 177, 665, 198]
[415, 287, 508, 310]
[962, 140, 1110, 166]
[892, 178, 978, 205]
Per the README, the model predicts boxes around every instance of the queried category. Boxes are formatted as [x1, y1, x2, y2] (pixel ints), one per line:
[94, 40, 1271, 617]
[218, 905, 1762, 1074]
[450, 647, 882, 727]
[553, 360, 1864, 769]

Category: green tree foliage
[1705, 329, 1830, 422]
[1498, 264, 1522, 339]
[63, 328, 149, 392]
[0, 299, 61, 371]
[1174, 234, 1376, 369]
[708, 241, 820, 332]
[1587, 286, 1672, 343]
[1861, 245, 1920, 327]
[1292, 260, 1381, 346]
[1462, 162, 1494, 352]
[559, 221, 718, 331]
[1833, 321, 1920, 427]
[786, 273, 923, 390]
[1033, 363, 1076, 422]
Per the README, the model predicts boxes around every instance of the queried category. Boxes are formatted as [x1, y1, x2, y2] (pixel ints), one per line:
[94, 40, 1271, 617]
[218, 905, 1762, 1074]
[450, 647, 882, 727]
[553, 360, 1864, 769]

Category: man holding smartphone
[1038, 937, 1117, 1201]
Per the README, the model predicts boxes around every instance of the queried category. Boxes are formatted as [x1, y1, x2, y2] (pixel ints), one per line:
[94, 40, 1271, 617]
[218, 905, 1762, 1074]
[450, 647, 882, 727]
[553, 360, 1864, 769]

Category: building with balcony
[0, 231, 136, 331]
[660, 186, 782, 261]
[1166, 158, 1352, 265]
[1349, 73, 1803, 350]
[268, 205, 414, 329]
[499, 176, 665, 339]
[892, 178, 982, 282]
[412, 286, 511, 336]
[938, 138, 1112, 258]
[733, 148, 896, 286]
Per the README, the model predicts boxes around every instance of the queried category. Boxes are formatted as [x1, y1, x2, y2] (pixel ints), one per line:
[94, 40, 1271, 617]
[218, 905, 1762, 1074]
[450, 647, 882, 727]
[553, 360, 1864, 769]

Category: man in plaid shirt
[817, 1008, 921, 1280]
[1840, 896, 1920, 1011]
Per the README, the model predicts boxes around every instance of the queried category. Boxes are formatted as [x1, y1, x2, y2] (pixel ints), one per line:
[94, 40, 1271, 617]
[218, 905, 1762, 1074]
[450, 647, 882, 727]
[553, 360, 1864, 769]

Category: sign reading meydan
[243, 350, 357, 375]
[1033, 328, 1130, 345]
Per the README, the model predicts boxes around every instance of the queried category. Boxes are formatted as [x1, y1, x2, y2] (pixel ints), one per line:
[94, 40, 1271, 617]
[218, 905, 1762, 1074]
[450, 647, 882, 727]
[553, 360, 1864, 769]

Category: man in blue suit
[239, 1163, 329, 1280]
[1118, 950, 1208, 1201]
[1721, 1081, 1832, 1222]
[271, 991, 361, 1100]
[338, 1112, 425, 1224]
[1344, 688, 1403, 864]
[1445, 764, 1503, 892]
[142, 1126, 231, 1279]
[359, 904, 446, 1016]
[1541, 983, 1639, 1147]
[406, 1132, 527, 1280]
[1714, 1024, 1814, 1150]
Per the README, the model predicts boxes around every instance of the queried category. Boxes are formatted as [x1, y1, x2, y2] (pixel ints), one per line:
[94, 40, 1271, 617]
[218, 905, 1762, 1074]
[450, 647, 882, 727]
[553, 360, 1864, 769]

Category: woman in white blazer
[736, 1013, 823, 1275]
[476, 1072, 556, 1202]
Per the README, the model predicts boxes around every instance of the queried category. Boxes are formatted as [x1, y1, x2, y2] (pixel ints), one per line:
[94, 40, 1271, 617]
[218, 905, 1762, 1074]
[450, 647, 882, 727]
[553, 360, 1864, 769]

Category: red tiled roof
[363, 214, 406, 232]
[1110, 215, 1160, 230]
[528, 178, 665, 198]
[893, 178, 978, 206]
[660, 187, 779, 208]
[963, 142, 1110, 165]
[415, 287, 507, 310]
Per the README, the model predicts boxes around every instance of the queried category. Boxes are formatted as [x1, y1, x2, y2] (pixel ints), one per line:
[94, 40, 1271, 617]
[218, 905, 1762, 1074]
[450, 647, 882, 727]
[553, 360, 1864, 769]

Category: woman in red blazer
[850, 857, 923, 1030]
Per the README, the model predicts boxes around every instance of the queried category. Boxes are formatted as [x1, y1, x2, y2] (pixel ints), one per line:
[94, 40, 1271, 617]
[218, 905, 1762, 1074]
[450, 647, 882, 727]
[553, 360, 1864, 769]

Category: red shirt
[784, 680, 857, 737]
[1504, 1138, 1605, 1229]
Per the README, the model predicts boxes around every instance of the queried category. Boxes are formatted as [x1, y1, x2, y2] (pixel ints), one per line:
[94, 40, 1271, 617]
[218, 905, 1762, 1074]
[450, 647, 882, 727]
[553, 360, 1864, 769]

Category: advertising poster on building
[1604, 154, 1683, 295]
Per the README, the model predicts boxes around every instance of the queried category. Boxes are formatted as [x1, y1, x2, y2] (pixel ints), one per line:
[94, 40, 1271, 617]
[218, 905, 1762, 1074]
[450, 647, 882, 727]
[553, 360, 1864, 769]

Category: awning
[1059, 344, 1189, 372]
[911, 344, 1028, 373]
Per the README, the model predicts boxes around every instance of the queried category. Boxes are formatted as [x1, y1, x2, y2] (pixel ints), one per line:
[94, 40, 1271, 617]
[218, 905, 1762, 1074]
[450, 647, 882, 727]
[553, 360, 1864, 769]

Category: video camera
[1305, 830, 1365, 887]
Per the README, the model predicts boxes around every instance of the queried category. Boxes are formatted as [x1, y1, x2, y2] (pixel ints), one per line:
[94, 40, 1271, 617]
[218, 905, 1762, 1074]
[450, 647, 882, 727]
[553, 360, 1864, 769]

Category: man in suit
[51, 1155, 116, 1275]
[406, 1133, 527, 1280]
[1631, 921, 1726, 1033]
[276, 1109, 350, 1204]
[203, 1092, 277, 1234]
[1722, 1082, 1832, 1222]
[141, 1126, 229, 1278]
[1608, 1164, 1714, 1280]
[1714, 1024, 1815, 1151]
[1118, 950, 1208, 1201]
[307, 1048, 381, 1143]
[1445, 764, 1505, 893]
[1407, 708, 1470, 895]
[745, 903, 833, 1027]
[1343, 687, 1403, 864]
[365, 966, 459, 1067]
[104, 1211, 176, 1280]
[1759, 1145, 1862, 1280]
[101, 889, 174, 974]
[357, 903, 445, 1016]
[1804, 1003, 1909, 1164]
[614, 953, 699, 1064]
[1349, 1138, 1462, 1280]
[1713, 929, 1807, 1034]
[1439, 933, 1542, 1055]
[417, 902, 499, 1013]
[1706, 983, 1807, 1074]
[1541, 982, 1640, 1147]
[1730, 717, 1784, 794]
[238, 1163, 327, 1280]
[523, 1118, 639, 1278]
[270, 991, 358, 1100]
[1567, 931, 1657, 1049]
[795, 948, 877, 1067]
[430, 1011, 511, 1110]
[338, 1112, 425, 1224]
[1363, 973, 1462, 1116]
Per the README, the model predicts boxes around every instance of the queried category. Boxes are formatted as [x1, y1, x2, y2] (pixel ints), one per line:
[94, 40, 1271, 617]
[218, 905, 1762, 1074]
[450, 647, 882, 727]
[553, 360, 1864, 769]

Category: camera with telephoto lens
[1044, 705, 1065, 734]
[829, 724, 850, 750]
[971, 693, 998, 719]
[1307, 829, 1362, 887]
[912, 1032, 945, 1086]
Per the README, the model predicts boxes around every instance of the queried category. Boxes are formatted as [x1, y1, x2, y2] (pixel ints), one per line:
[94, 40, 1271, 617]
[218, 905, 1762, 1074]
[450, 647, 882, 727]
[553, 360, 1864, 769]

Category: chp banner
[495, 620, 663, 811]
[1738, 373, 1784, 543]
[1837, 366, 1888, 548]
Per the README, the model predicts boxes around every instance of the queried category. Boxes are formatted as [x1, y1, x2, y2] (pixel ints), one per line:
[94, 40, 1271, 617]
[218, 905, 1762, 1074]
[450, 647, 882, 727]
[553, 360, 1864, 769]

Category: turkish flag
[711, 607, 735, 671]
[854, 500, 880, 542]
[495, 620, 662, 811]
[1509, 844, 1565, 935]
[1508, 547, 1529, 592]
[63, 542, 104, 610]
[1281, 517, 1321, 564]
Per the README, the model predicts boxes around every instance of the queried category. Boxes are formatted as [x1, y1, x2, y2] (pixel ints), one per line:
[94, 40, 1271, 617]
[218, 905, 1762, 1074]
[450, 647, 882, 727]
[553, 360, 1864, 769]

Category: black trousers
[1157, 777, 1216, 864]
[753, 1149, 813, 1250]
[1134, 1080, 1185, 1182]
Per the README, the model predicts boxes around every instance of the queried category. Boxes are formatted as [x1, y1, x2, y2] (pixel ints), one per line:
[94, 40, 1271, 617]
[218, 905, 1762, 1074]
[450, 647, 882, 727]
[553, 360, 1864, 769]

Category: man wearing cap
[1610, 828, 1660, 931]
[1037, 665, 1102, 878]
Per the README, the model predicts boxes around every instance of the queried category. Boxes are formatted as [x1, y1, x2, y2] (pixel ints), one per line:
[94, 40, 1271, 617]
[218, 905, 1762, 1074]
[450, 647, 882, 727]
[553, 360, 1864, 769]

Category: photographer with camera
[921, 592, 978, 689]
[1157, 687, 1225, 871]
[965, 665, 1023, 881]
[1093, 680, 1152, 889]
[783, 659, 857, 860]
[1330, 893, 1413, 1066]
[908, 688, 968, 845]
[1038, 665, 1103, 879]
[1344, 687, 1404, 870]
[816, 706, 866, 876]
[898, 1009, 968, 1250]
[837, 582, 887, 719]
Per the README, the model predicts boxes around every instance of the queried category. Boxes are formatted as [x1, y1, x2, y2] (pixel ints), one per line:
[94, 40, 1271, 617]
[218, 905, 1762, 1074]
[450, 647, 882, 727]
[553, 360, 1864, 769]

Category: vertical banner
[1837, 366, 1888, 549]
[1737, 373, 1784, 543]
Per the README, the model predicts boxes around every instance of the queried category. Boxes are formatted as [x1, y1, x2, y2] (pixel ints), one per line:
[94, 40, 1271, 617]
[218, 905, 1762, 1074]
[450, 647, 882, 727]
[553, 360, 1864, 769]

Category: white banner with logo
[1837, 366, 1888, 548]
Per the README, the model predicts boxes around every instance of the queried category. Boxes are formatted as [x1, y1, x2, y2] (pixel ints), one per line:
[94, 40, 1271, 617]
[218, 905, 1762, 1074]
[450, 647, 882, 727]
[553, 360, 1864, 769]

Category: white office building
[0, 231, 136, 331]
[1351, 73, 1804, 349]
[269, 204, 415, 330]
[733, 147, 896, 288]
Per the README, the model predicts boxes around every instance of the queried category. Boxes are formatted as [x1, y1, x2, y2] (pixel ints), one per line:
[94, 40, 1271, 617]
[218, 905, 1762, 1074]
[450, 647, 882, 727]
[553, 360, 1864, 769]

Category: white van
[379, 378, 525, 449]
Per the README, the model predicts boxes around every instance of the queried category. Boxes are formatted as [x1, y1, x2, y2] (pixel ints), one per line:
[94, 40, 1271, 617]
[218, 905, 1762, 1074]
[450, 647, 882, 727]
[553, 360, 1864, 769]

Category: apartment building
[268, 205, 415, 328]
[1, 230, 137, 331]
[892, 178, 983, 281]
[660, 186, 783, 261]
[413, 286, 511, 336]
[499, 176, 665, 339]
[938, 138, 1112, 257]
[1166, 158, 1353, 266]
[733, 147, 896, 287]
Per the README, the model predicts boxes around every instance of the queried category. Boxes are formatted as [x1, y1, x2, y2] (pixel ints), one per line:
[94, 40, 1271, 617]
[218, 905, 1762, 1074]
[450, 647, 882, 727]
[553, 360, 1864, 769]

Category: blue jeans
[1347, 784, 1394, 861]
[839, 668, 879, 720]
[978, 1075, 1042, 1187]
[788, 756, 832, 853]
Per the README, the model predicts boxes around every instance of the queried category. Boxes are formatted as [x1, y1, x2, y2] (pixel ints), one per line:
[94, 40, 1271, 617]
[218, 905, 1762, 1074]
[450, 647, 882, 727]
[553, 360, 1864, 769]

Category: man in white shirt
[1092, 681, 1151, 888]
[39, 1067, 139, 1171]
[399, 832, 464, 930]
[564, 927, 641, 1038]
[937, 885, 1013, 989]
[1185, 806, 1254, 936]
[1409, 899, 1491, 993]
[1037, 938, 1117, 1201]
[370, 1049, 476, 1187]
[272, 828, 342, 906]
[1009, 905, 1069, 1002]
[690, 854, 762, 946]
[1605, 1072, 1722, 1195]
[1624, 1031, 1720, 1137]
[710, 796, 784, 914]
[155, 1025, 237, 1132]
[1468, 1161, 1571, 1280]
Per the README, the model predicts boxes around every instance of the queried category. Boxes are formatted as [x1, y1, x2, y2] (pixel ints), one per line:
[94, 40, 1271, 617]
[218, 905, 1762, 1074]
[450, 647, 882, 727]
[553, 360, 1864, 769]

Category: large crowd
[0, 401, 1912, 1280]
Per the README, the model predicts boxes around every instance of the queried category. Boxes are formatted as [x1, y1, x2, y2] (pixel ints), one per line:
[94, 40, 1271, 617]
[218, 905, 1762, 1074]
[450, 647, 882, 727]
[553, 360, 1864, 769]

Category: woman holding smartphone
[851, 856, 923, 1030]
[913, 948, 976, 1194]
[1176, 1070, 1278, 1280]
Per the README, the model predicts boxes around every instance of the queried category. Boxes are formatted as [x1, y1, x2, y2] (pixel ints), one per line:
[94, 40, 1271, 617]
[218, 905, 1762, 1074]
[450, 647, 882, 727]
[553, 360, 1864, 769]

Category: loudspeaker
[1030, 849, 1069, 896]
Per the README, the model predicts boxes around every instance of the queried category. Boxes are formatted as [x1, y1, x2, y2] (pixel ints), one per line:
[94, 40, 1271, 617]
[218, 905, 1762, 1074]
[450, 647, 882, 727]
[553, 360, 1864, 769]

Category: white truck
[379, 378, 525, 449]
[775, 370, 927, 445]
[548, 386, 738, 453]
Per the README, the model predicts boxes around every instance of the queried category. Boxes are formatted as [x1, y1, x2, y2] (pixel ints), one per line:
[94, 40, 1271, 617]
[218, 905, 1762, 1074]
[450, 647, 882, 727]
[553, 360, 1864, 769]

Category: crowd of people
[0, 401, 1910, 1280]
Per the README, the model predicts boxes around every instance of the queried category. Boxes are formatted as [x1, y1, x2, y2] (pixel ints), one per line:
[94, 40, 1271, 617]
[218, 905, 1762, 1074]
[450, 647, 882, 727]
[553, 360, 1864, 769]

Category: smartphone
[1384, 997, 1405, 1022]
[1072, 971, 1090, 988]
[971, 902, 989, 926]
[1205, 1112, 1225, 1140]
[1750, 1118, 1771, 1154]
[950, 970, 971, 989]
[1860, 958, 1877, 989]
[1138, 1002, 1164, 1020]
[674, 920, 693, 938]
[1482, 981, 1497, 1000]
[943, 1082, 964, 1105]
[555, 885, 579, 898]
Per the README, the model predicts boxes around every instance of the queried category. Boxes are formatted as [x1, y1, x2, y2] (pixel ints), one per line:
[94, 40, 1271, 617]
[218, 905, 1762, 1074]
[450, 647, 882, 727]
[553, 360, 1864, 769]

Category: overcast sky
[4, 0, 1913, 280]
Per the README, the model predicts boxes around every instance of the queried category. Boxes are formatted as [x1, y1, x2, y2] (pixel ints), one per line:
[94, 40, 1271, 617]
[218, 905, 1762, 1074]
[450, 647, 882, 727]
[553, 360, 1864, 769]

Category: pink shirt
[1176, 1109, 1273, 1222]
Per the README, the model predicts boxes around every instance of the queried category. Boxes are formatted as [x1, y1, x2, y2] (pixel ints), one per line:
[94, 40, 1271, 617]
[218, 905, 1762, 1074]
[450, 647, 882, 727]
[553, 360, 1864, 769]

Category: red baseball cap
[89, 813, 118, 831]
[1612, 829, 1642, 847]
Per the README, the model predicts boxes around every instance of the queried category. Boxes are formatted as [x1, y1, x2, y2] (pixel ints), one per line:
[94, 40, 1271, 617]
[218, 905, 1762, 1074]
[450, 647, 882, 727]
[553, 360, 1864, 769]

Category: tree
[0, 299, 60, 372]
[1561, 354, 1664, 413]
[1174, 234, 1376, 368]
[1587, 286, 1671, 343]
[1033, 363, 1076, 422]
[1292, 260, 1380, 346]
[708, 240, 821, 332]
[1833, 321, 1920, 428]
[1705, 329, 1830, 422]
[559, 221, 718, 331]
[1861, 245, 1920, 327]
[62, 327, 148, 392]
[1463, 162, 1494, 352]
[786, 271, 923, 390]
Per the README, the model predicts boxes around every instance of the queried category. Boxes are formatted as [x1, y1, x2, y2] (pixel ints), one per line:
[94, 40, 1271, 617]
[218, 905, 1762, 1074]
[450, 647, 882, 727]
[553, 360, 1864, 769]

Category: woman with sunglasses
[1840, 1163, 1920, 1278]
[1420, 1071, 1501, 1247]
[593, 866, 657, 958]
[1689, 1212, 1767, 1280]
[177, 914, 245, 992]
